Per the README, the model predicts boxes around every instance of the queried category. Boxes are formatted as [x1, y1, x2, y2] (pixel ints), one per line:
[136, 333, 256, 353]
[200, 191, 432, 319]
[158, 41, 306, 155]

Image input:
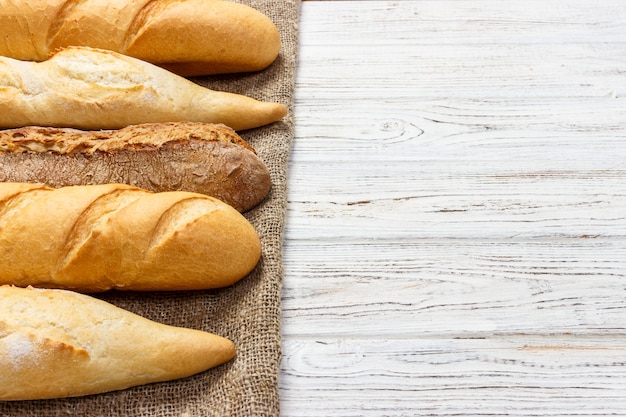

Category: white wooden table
[279, 1, 626, 415]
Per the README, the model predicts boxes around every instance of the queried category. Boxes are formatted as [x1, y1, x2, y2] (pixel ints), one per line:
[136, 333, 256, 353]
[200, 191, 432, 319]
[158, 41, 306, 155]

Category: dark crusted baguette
[0, 122, 271, 212]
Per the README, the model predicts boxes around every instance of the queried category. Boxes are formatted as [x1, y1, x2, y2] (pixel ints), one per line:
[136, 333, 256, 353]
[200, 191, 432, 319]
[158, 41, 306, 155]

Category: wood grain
[282, 1, 626, 415]
[281, 337, 626, 416]
[282, 239, 626, 337]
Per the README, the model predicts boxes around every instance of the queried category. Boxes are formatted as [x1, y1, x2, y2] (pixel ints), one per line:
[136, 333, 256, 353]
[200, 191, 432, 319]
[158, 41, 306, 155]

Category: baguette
[0, 183, 261, 292]
[0, 285, 236, 400]
[0, 46, 287, 130]
[0, 122, 271, 212]
[0, 0, 280, 76]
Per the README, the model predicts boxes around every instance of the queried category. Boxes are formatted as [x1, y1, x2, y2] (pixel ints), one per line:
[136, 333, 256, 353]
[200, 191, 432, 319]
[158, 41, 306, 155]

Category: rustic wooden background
[280, 1, 626, 415]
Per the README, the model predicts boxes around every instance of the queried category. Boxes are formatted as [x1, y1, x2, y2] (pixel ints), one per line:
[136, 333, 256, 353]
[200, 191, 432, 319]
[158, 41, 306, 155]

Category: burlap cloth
[0, 1, 300, 416]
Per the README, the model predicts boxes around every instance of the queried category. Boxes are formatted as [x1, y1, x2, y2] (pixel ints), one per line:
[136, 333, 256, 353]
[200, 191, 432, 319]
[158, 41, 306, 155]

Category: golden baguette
[0, 0, 280, 76]
[0, 46, 287, 130]
[0, 122, 272, 212]
[0, 183, 261, 292]
[0, 285, 235, 400]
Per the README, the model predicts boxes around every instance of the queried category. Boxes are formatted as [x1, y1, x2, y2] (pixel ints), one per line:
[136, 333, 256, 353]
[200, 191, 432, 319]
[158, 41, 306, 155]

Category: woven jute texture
[0, 1, 300, 416]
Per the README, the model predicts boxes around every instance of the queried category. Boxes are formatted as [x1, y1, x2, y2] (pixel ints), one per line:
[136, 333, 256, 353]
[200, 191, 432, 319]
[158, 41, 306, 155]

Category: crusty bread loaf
[0, 122, 271, 212]
[0, 183, 261, 292]
[0, 0, 280, 76]
[0, 285, 236, 400]
[0, 46, 287, 130]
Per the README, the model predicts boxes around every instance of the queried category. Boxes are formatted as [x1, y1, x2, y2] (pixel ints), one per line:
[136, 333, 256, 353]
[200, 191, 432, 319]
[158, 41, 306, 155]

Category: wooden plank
[296, 44, 626, 100]
[280, 337, 626, 417]
[298, 1, 625, 47]
[282, 239, 626, 337]
[292, 100, 626, 163]
[285, 165, 626, 239]
[296, 2, 626, 100]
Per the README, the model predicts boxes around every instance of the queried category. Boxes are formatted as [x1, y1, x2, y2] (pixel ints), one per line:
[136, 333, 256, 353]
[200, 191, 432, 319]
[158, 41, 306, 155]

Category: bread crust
[0, 46, 287, 130]
[0, 285, 236, 400]
[0, 0, 281, 76]
[0, 183, 261, 292]
[0, 122, 272, 212]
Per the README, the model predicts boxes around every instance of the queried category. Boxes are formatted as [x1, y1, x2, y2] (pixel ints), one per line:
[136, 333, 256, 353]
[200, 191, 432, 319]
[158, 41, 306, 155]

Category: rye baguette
[0, 183, 261, 292]
[0, 122, 271, 212]
[0, 46, 287, 130]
